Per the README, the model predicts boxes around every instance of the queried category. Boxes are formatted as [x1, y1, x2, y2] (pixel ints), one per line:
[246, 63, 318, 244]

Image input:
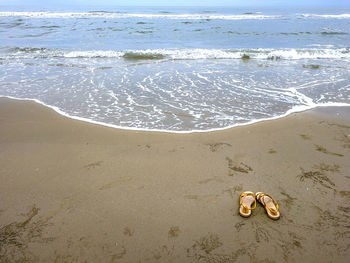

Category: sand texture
[0, 98, 350, 263]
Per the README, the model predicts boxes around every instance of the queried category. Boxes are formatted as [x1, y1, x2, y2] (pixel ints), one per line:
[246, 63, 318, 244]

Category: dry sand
[0, 97, 350, 263]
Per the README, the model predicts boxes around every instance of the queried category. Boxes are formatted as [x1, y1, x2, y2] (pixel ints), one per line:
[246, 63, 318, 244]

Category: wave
[2, 47, 350, 61]
[123, 52, 165, 60]
[9, 47, 48, 52]
[224, 31, 347, 36]
[1, 95, 349, 134]
[63, 50, 124, 58]
[321, 31, 348, 35]
[0, 11, 281, 20]
[1, 11, 350, 20]
[301, 13, 350, 19]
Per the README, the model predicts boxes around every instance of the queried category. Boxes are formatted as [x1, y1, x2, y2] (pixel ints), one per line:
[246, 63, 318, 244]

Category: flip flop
[256, 192, 280, 220]
[239, 191, 256, 217]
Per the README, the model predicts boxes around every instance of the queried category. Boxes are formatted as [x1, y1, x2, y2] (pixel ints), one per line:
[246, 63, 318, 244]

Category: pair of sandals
[239, 191, 280, 220]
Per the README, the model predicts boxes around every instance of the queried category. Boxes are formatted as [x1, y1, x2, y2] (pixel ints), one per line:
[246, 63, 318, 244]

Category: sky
[0, 0, 349, 7]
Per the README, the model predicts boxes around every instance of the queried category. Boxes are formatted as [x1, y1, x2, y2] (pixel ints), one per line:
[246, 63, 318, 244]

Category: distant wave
[0, 11, 281, 20]
[301, 13, 350, 19]
[2, 47, 350, 61]
[1, 11, 350, 20]
[321, 31, 348, 35]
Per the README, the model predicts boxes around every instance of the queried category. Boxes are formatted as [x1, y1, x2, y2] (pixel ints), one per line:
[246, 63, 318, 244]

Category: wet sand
[0, 97, 350, 263]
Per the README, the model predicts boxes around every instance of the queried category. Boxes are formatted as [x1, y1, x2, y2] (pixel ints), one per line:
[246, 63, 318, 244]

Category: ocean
[0, 6, 349, 132]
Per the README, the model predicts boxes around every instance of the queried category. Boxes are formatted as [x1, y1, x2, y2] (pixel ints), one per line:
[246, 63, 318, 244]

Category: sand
[0, 97, 349, 263]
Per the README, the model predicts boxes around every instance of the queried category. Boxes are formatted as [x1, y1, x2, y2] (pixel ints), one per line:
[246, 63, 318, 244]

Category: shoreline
[1, 97, 350, 262]
[1, 95, 350, 134]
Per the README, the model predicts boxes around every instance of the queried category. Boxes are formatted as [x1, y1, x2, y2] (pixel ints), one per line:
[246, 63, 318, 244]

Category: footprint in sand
[335, 133, 350, 149]
[234, 222, 245, 232]
[138, 144, 151, 149]
[187, 233, 247, 262]
[297, 167, 335, 190]
[145, 245, 175, 261]
[226, 157, 253, 175]
[0, 205, 54, 262]
[268, 148, 277, 154]
[313, 163, 340, 173]
[168, 226, 180, 238]
[83, 161, 103, 169]
[314, 144, 344, 157]
[339, 190, 350, 197]
[326, 122, 350, 129]
[255, 226, 270, 243]
[300, 134, 312, 140]
[280, 191, 297, 210]
[123, 227, 134, 237]
[206, 142, 232, 152]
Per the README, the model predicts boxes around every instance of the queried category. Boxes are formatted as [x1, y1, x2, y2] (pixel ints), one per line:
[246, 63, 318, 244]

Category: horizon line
[1, 4, 350, 7]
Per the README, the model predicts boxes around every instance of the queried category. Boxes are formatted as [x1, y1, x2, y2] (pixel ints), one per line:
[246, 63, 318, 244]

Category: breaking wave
[1, 11, 350, 20]
[301, 13, 350, 19]
[2, 47, 350, 61]
[0, 11, 282, 20]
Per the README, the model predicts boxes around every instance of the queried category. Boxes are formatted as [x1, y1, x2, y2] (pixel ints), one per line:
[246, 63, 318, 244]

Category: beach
[0, 97, 349, 262]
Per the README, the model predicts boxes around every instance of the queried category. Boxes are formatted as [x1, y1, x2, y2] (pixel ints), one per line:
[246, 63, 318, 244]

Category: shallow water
[0, 6, 349, 131]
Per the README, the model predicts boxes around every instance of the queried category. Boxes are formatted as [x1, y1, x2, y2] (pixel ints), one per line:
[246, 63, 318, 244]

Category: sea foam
[3, 47, 350, 61]
[0, 11, 281, 20]
[301, 13, 350, 19]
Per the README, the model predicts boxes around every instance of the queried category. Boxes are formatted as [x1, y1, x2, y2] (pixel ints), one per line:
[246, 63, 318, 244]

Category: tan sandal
[239, 191, 256, 217]
[256, 192, 280, 220]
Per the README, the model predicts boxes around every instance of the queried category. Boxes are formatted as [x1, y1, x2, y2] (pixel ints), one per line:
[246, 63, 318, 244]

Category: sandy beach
[0, 97, 349, 263]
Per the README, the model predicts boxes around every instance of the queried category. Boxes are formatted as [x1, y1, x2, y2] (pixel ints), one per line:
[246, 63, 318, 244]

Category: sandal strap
[239, 192, 256, 210]
[257, 193, 279, 214]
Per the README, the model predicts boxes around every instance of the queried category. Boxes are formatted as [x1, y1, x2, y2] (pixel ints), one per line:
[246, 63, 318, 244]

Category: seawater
[0, 6, 349, 132]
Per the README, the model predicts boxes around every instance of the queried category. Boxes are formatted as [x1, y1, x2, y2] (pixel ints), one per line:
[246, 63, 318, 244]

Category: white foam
[62, 49, 243, 59]
[64, 50, 124, 58]
[255, 48, 350, 60]
[65, 48, 350, 60]
[301, 13, 350, 19]
[308, 44, 335, 48]
[8, 48, 350, 61]
[2, 11, 350, 20]
[0, 11, 281, 20]
[1, 95, 349, 134]
[287, 88, 315, 105]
